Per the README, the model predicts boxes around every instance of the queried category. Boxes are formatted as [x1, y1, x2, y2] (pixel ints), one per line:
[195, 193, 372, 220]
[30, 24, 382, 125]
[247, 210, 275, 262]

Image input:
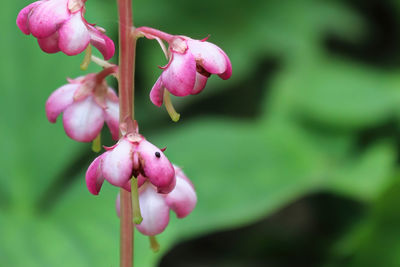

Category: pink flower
[86, 134, 175, 194]
[17, 0, 115, 59]
[136, 27, 232, 107]
[116, 166, 197, 235]
[46, 70, 119, 142]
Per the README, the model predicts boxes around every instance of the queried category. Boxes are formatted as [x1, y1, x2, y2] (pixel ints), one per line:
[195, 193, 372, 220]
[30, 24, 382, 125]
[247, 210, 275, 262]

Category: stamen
[149, 236, 160, 252]
[91, 133, 101, 153]
[131, 177, 143, 224]
[163, 90, 180, 122]
[80, 45, 92, 71]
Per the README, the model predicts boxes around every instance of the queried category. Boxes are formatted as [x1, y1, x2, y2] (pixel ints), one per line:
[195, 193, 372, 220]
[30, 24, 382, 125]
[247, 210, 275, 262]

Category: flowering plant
[17, 0, 231, 265]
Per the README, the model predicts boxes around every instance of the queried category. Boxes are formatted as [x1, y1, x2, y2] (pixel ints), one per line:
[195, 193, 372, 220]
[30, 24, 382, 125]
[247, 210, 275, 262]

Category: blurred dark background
[3, 0, 400, 266]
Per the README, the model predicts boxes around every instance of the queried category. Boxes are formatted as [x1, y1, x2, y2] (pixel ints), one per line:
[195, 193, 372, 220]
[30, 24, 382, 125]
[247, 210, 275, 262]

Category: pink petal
[16, 1, 41, 35]
[28, 0, 70, 38]
[104, 97, 119, 141]
[161, 52, 196, 97]
[174, 166, 195, 187]
[157, 175, 176, 194]
[62, 96, 104, 142]
[122, 181, 132, 192]
[137, 140, 175, 190]
[38, 32, 61, 53]
[85, 155, 105, 195]
[87, 25, 115, 60]
[58, 12, 90, 56]
[45, 83, 78, 123]
[191, 72, 208, 95]
[102, 139, 134, 187]
[137, 174, 146, 188]
[187, 40, 228, 75]
[218, 48, 232, 80]
[165, 168, 197, 218]
[149, 77, 164, 107]
[107, 87, 119, 102]
[136, 184, 170, 236]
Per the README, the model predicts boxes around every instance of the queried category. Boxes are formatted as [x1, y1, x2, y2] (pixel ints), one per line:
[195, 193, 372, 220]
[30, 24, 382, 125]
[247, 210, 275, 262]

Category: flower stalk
[136, 26, 174, 42]
[117, 0, 136, 266]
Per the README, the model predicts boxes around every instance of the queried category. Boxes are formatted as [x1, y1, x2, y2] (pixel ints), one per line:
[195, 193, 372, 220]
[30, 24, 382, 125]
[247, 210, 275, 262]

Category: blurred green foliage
[2, 0, 400, 266]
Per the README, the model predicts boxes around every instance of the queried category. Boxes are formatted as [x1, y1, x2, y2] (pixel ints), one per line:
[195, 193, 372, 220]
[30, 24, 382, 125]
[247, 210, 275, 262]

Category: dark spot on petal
[155, 152, 161, 158]
[196, 64, 211, 77]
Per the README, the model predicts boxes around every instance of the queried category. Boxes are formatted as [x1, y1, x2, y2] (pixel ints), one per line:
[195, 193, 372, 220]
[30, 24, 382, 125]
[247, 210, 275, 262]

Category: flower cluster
[17, 0, 231, 247]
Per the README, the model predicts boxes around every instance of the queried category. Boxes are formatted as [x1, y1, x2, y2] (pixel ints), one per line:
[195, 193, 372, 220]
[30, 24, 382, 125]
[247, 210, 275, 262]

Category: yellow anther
[91, 133, 101, 153]
[164, 90, 180, 122]
[80, 45, 92, 71]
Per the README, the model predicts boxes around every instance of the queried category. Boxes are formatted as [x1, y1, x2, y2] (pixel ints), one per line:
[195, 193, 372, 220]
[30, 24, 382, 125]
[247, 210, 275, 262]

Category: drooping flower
[136, 27, 232, 107]
[46, 68, 119, 142]
[85, 133, 176, 194]
[116, 166, 197, 235]
[17, 0, 115, 59]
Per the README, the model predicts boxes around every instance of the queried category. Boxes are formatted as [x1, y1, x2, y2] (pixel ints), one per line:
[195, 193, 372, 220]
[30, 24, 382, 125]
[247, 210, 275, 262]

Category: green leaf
[326, 175, 400, 267]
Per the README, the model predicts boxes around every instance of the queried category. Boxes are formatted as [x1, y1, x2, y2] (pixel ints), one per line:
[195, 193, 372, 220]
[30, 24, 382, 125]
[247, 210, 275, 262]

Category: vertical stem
[119, 189, 133, 267]
[118, 0, 135, 123]
[117, 0, 136, 266]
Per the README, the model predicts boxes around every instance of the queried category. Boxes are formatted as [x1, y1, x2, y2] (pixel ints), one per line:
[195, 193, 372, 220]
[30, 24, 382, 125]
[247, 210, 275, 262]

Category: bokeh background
[2, 0, 400, 266]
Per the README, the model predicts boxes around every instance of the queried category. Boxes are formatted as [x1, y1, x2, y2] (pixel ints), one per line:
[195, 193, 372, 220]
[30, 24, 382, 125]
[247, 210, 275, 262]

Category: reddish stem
[136, 26, 175, 43]
[95, 65, 118, 83]
[118, 0, 135, 124]
[117, 0, 136, 266]
[119, 189, 133, 267]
